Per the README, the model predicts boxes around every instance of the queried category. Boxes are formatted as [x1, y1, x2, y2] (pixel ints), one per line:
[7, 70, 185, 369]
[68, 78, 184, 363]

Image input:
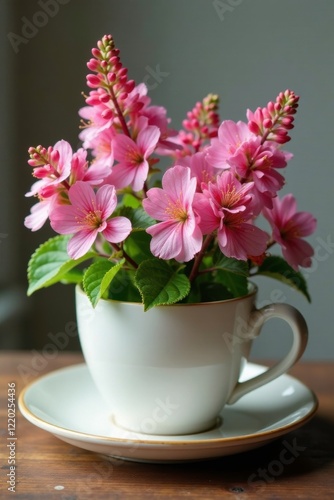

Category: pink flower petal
[137, 125, 160, 157]
[143, 187, 170, 221]
[147, 221, 183, 260]
[96, 184, 117, 218]
[24, 201, 50, 231]
[282, 238, 314, 270]
[291, 212, 317, 237]
[218, 223, 268, 260]
[68, 181, 96, 213]
[113, 134, 137, 163]
[68, 230, 98, 259]
[50, 205, 79, 234]
[108, 161, 148, 191]
[103, 217, 132, 243]
[162, 166, 196, 206]
[53, 139, 72, 181]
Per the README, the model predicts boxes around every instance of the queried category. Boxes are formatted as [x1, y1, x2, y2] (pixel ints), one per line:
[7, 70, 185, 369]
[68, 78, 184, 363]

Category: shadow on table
[91, 414, 333, 495]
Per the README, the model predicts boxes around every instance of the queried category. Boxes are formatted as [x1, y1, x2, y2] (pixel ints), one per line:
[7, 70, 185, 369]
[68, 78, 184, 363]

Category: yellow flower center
[221, 185, 241, 208]
[165, 199, 188, 222]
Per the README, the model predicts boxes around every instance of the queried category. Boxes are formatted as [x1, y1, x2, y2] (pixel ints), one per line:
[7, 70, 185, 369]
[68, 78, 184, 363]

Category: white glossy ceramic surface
[75, 285, 308, 435]
[18, 363, 318, 463]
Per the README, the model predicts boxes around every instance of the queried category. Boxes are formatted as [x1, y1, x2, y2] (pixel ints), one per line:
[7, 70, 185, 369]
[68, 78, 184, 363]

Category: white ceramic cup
[75, 284, 308, 436]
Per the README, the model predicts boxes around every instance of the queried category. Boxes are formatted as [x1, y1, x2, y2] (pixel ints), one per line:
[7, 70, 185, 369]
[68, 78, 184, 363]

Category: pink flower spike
[263, 194, 317, 270]
[143, 166, 203, 262]
[50, 181, 131, 259]
[108, 125, 160, 192]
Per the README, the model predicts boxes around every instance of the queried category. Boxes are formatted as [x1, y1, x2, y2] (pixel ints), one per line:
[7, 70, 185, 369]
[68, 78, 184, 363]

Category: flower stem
[108, 85, 131, 138]
[111, 243, 138, 269]
[189, 234, 215, 282]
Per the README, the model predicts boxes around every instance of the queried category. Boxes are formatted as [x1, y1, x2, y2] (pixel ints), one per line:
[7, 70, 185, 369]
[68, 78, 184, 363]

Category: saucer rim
[18, 362, 319, 448]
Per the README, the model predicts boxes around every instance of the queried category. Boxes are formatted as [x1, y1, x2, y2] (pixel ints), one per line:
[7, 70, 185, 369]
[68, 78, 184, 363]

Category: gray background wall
[0, 0, 333, 360]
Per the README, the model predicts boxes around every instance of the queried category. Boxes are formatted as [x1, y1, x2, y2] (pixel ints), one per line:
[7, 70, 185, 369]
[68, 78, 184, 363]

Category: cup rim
[76, 281, 258, 308]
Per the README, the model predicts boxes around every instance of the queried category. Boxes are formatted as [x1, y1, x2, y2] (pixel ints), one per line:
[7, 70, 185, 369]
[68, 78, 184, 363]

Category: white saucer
[18, 363, 318, 463]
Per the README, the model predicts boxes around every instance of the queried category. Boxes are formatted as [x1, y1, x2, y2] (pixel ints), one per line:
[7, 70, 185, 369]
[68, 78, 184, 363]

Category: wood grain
[0, 351, 333, 499]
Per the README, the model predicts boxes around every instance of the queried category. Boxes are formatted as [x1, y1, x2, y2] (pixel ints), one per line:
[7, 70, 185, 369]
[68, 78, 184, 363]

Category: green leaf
[27, 235, 96, 295]
[107, 268, 142, 303]
[216, 271, 249, 297]
[213, 253, 249, 277]
[122, 193, 141, 209]
[60, 268, 84, 285]
[119, 206, 155, 230]
[83, 259, 125, 307]
[135, 259, 190, 311]
[198, 281, 234, 302]
[123, 231, 152, 264]
[211, 253, 249, 297]
[256, 255, 311, 302]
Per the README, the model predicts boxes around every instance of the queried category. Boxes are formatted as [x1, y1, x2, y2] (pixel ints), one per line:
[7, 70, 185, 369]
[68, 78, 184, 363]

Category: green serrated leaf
[135, 259, 190, 311]
[213, 253, 249, 277]
[256, 255, 311, 302]
[27, 235, 96, 295]
[83, 259, 125, 307]
[216, 270, 249, 297]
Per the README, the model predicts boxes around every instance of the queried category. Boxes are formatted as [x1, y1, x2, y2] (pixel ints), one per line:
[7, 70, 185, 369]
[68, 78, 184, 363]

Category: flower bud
[107, 72, 117, 82]
[99, 92, 111, 103]
[87, 59, 99, 71]
[86, 94, 101, 106]
[263, 118, 272, 129]
[248, 121, 261, 135]
[86, 74, 101, 87]
[91, 48, 101, 59]
[125, 80, 136, 93]
[101, 109, 113, 120]
[50, 150, 60, 164]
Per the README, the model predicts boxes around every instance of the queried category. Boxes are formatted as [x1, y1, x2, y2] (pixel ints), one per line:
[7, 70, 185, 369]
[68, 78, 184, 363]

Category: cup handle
[227, 303, 308, 404]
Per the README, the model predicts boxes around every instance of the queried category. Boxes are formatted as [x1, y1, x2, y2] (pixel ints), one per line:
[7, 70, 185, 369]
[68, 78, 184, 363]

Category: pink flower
[194, 171, 268, 260]
[27, 140, 73, 198]
[106, 124, 160, 192]
[70, 147, 111, 184]
[206, 120, 253, 170]
[178, 151, 216, 192]
[143, 165, 203, 262]
[25, 183, 65, 231]
[226, 137, 290, 211]
[263, 194, 316, 270]
[50, 181, 132, 259]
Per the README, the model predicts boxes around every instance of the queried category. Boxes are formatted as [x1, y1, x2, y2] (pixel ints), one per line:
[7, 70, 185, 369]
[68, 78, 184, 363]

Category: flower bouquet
[25, 35, 316, 310]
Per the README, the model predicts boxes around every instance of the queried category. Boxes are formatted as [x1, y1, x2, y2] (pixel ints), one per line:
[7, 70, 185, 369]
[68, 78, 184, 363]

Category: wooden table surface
[0, 351, 333, 499]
